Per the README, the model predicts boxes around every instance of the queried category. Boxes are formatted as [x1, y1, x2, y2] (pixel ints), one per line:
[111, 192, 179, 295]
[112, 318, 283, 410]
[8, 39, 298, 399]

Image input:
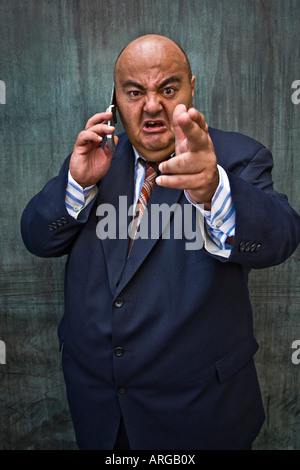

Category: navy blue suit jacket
[21, 128, 300, 449]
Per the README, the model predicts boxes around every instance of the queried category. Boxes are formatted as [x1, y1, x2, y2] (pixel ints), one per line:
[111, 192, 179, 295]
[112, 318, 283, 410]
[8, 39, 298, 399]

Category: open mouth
[143, 120, 167, 133]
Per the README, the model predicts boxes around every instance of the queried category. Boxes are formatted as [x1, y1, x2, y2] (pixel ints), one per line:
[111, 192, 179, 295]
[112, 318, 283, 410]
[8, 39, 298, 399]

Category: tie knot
[138, 157, 159, 176]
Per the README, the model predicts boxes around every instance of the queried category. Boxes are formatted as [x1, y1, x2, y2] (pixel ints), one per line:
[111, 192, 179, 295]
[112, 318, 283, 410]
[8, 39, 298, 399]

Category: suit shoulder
[209, 127, 266, 152]
[208, 127, 269, 172]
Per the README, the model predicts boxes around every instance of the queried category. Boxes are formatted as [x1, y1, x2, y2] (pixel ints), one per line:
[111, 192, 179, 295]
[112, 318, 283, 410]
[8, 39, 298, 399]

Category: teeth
[146, 121, 162, 128]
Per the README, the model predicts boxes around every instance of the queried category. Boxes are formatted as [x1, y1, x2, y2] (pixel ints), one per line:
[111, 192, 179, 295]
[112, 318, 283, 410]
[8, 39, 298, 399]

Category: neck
[135, 146, 175, 164]
[133, 146, 175, 166]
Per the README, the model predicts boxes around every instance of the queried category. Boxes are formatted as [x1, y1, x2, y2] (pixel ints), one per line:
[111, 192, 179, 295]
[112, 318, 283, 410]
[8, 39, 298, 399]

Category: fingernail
[156, 176, 161, 185]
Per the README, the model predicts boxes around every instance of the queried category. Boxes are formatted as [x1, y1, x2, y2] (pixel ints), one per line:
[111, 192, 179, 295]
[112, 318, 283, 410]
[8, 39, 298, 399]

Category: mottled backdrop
[0, 0, 299, 450]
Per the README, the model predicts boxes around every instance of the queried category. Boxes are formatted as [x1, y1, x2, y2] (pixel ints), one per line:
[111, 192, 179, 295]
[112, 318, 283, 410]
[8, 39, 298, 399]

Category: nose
[143, 92, 163, 115]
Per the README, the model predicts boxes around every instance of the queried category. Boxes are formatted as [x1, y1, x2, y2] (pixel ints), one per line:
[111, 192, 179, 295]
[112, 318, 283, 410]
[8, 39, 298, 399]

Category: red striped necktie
[136, 163, 157, 221]
[127, 160, 158, 256]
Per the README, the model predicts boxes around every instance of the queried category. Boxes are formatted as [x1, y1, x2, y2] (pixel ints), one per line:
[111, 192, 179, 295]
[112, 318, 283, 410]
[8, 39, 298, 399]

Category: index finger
[85, 111, 113, 130]
[187, 108, 209, 132]
[176, 108, 209, 152]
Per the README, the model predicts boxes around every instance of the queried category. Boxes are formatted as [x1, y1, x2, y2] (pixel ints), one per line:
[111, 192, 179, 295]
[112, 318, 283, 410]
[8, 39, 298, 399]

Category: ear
[191, 76, 196, 102]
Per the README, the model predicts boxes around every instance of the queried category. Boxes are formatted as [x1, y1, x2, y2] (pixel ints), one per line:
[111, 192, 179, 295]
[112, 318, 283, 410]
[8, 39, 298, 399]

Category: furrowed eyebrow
[122, 81, 146, 90]
[158, 76, 182, 89]
[121, 76, 183, 91]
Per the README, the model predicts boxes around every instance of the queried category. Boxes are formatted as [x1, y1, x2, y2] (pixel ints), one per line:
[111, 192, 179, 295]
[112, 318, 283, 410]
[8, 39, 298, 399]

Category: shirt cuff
[184, 165, 236, 257]
[65, 171, 98, 219]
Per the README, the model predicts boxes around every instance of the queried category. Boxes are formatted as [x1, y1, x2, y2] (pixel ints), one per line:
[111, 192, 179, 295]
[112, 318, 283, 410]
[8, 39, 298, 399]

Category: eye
[128, 90, 142, 99]
[163, 87, 176, 97]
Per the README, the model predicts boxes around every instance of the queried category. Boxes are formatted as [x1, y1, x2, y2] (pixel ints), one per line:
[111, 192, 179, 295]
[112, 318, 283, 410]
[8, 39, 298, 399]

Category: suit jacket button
[239, 242, 245, 252]
[114, 298, 124, 308]
[250, 243, 257, 252]
[244, 242, 251, 252]
[114, 347, 125, 357]
[118, 386, 127, 394]
[48, 224, 54, 231]
[255, 243, 262, 252]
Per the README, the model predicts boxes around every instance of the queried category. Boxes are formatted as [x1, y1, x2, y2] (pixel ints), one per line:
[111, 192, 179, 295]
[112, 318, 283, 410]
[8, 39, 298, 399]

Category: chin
[139, 141, 174, 158]
[142, 148, 174, 163]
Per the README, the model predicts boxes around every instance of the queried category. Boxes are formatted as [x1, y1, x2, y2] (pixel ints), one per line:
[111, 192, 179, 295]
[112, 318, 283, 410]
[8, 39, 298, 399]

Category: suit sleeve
[226, 146, 300, 268]
[20, 156, 98, 258]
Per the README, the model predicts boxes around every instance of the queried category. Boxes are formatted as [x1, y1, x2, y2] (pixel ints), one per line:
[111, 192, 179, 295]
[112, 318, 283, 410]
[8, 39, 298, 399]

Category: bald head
[115, 35, 192, 83]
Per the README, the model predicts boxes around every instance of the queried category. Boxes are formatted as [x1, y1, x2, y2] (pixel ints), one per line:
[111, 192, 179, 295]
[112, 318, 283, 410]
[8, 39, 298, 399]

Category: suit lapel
[96, 136, 134, 293]
[116, 183, 183, 296]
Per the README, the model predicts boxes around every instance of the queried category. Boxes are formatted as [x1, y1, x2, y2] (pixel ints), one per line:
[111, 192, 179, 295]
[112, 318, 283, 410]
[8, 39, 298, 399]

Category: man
[21, 34, 300, 450]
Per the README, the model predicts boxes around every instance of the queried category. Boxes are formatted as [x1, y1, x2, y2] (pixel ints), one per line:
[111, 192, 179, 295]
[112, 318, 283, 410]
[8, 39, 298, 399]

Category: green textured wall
[0, 0, 299, 450]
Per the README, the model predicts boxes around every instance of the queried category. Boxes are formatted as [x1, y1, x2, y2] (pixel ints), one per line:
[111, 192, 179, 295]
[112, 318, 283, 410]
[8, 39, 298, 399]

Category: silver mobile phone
[107, 84, 117, 152]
